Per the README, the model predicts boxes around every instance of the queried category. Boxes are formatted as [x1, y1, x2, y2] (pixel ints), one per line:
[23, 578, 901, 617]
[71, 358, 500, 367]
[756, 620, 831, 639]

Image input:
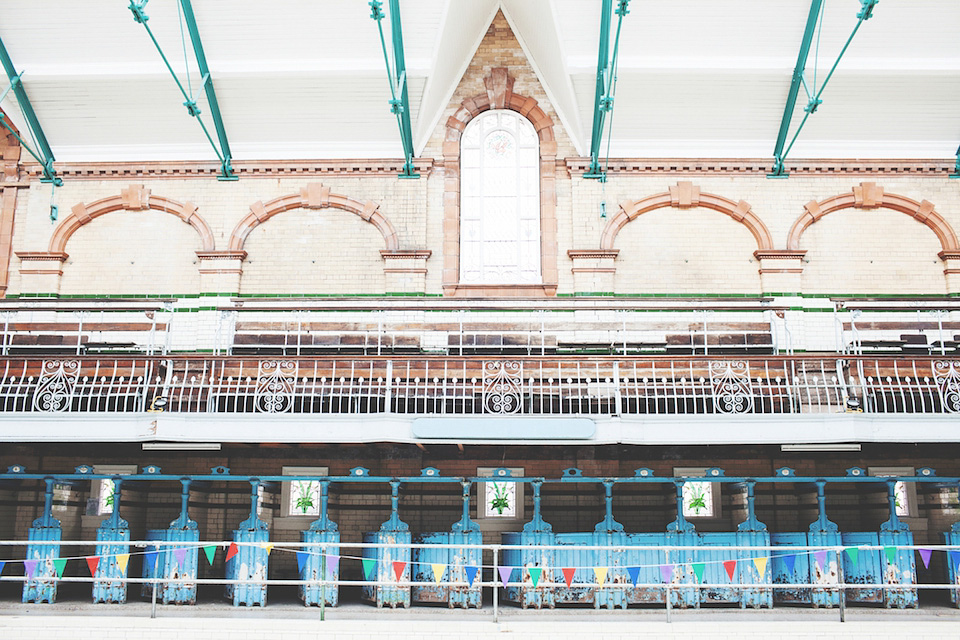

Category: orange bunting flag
[392, 561, 406, 581]
[85, 556, 100, 576]
[722, 559, 737, 581]
[226, 542, 239, 563]
[753, 557, 768, 576]
[561, 567, 576, 587]
[115, 553, 130, 574]
[593, 567, 608, 585]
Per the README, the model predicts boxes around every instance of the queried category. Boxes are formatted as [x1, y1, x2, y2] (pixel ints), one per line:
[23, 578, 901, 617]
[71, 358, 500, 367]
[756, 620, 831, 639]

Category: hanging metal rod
[584, 0, 630, 181]
[769, 0, 879, 178]
[370, 0, 419, 179]
[128, 0, 237, 181]
[0, 37, 61, 185]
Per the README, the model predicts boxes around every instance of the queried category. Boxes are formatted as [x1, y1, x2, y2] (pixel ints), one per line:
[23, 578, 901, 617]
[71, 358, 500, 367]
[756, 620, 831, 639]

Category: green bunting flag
[884, 546, 897, 564]
[845, 547, 859, 568]
[203, 545, 217, 565]
[52, 558, 67, 578]
[692, 562, 706, 583]
[528, 567, 542, 588]
[362, 558, 377, 580]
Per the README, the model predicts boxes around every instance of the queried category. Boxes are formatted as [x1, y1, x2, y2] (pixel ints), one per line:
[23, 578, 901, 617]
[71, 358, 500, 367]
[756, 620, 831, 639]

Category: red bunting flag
[561, 567, 576, 587]
[723, 559, 737, 580]
[392, 561, 407, 581]
[225, 542, 239, 563]
[85, 556, 100, 576]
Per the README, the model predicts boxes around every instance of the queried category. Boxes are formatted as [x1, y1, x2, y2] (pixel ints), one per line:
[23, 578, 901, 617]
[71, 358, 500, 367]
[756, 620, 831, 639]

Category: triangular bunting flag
[173, 548, 187, 567]
[813, 550, 827, 570]
[263, 543, 274, 555]
[296, 551, 308, 573]
[85, 556, 100, 576]
[24, 559, 38, 578]
[528, 567, 542, 588]
[950, 550, 960, 571]
[594, 567, 608, 585]
[225, 543, 239, 563]
[202, 545, 216, 565]
[143, 551, 159, 573]
[918, 548, 933, 569]
[782, 554, 797, 575]
[627, 566, 641, 586]
[432, 563, 446, 583]
[845, 547, 859, 568]
[325, 555, 340, 579]
[116, 554, 130, 573]
[884, 546, 897, 564]
[498, 566, 514, 586]
[561, 567, 576, 587]
[362, 558, 376, 580]
[392, 561, 406, 581]
[753, 557, 768, 577]
[52, 558, 67, 578]
[0, 560, 5, 576]
[465, 565, 479, 587]
[660, 564, 674, 583]
[723, 560, 737, 581]
[692, 562, 706, 583]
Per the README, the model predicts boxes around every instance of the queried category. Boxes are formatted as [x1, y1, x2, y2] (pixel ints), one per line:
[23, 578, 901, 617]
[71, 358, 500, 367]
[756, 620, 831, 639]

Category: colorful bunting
[781, 554, 797, 575]
[561, 567, 576, 587]
[722, 560, 737, 581]
[813, 550, 827, 570]
[325, 555, 340, 579]
[0, 560, 5, 576]
[950, 551, 960, 571]
[594, 567, 608, 585]
[498, 566, 514, 586]
[660, 564, 674, 583]
[883, 546, 897, 564]
[692, 562, 706, 583]
[202, 545, 217, 565]
[845, 547, 859, 568]
[392, 561, 406, 581]
[24, 559, 38, 578]
[627, 566, 641, 586]
[173, 548, 187, 567]
[52, 558, 67, 578]
[753, 557, 768, 576]
[528, 567, 542, 588]
[116, 554, 130, 574]
[362, 558, 376, 580]
[143, 551, 159, 573]
[918, 548, 933, 569]
[431, 563, 446, 583]
[225, 543, 239, 563]
[296, 551, 308, 573]
[262, 543, 274, 555]
[85, 556, 100, 576]
[465, 565, 479, 587]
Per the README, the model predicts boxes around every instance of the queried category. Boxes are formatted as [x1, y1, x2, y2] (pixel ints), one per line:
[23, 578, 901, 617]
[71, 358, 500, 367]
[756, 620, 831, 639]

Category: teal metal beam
[951, 144, 959, 179]
[128, 0, 237, 181]
[769, 0, 879, 178]
[0, 37, 61, 185]
[370, 0, 419, 179]
[584, 0, 630, 181]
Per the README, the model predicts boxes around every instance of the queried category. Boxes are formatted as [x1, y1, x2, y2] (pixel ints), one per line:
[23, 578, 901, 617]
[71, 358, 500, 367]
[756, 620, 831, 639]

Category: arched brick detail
[787, 182, 960, 253]
[441, 67, 558, 297]
[48, 185, 214, 254]
[227, 183, 399, 252]
[599, 182, 774, 252]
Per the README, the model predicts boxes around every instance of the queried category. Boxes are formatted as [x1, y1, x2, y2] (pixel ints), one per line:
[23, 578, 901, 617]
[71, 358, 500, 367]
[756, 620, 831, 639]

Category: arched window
[459, 110, 541, 284]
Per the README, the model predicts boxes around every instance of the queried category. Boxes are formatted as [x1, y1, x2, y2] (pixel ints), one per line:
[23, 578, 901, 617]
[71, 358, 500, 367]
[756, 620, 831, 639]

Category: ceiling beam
[128, 0, 237, 181]
[0, 36, 61, 185]
[584, 0, 630, 181]
[769, 0, 878, 178]
[371, 0, 419, 179]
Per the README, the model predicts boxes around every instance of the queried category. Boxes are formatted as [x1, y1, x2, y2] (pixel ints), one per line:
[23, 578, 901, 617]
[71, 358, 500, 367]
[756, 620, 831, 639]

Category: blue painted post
[224, 479, 269, 607]
[22, 478, 61, 603]
[502, 480, 556, 609]
[736, 481, 772, 608]
[664, 481, 699, 609]
[161, 479, 199, 604]
[300, 480, 340, 607]
[592, 480, 627, 610]
[807, 481, 841, 608]
[92, 478, 131, 603]
[878, 480, 917, 608]
[361, 480, 411, 608]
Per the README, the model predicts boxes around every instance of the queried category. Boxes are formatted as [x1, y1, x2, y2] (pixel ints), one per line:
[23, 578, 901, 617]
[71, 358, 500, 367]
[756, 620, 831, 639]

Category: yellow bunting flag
[593, 567, 608, 585]
[753, 557, 768, 576]
[432, 563, 446, 583]
[263, 543, 274, 555]
[115, 554, 130, 574]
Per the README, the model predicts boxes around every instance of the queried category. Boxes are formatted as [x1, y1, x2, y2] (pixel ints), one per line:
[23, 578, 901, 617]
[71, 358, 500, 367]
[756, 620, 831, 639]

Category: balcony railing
[0, 356, 956, 416]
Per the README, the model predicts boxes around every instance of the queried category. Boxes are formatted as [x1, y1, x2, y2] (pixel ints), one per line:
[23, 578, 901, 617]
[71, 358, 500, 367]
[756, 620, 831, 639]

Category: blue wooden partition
[300, 480, 340, 607]
[944, 502, 960, 608]
[148, 479, 200, 605]
[22, 478, 60, 604]
[502, 480, 556, 609]
[362, 480, 411, 608]
[224, 480, 269, 607]
[92, 478, 131, 603]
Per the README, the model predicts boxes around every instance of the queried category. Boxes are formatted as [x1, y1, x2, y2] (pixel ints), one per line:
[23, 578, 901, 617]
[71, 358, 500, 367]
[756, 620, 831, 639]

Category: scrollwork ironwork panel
[933, 361, 960, 414]
[254, 361, 298, 413]
[482, 361, 523, 414]
[710, 360, 754, 414]
[32, 360, 81, 412]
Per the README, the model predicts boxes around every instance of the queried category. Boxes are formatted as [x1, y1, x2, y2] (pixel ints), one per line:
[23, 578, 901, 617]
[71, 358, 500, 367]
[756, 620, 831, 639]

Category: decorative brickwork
[0, 115, 23, 296]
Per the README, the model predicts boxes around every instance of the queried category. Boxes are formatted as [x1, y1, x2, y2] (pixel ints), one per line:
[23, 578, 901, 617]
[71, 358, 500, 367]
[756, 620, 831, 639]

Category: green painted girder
[584, 0, 630, 181]
[952, 144, 959, 179]
[370, 0, 419, 179]
[769, 0, 879, 178]
[0, 37, 61, 185]
[128, 0, 237, 181]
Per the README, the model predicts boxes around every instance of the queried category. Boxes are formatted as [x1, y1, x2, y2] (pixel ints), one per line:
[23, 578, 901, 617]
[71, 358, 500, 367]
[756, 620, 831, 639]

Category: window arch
[459, 110, 541, 284]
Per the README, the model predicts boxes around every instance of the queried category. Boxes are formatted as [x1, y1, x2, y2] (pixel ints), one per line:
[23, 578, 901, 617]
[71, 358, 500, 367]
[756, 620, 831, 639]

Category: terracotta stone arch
[442, 67, 558, 296]
[47, 184, 214, 254]
[599, 181, 775, 252]
[227, 183, 398, 253]
[787, 182, 960, 255]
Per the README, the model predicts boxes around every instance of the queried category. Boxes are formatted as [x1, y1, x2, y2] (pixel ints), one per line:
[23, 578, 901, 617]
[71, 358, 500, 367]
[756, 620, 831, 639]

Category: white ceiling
[1, 0, 958, 164]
